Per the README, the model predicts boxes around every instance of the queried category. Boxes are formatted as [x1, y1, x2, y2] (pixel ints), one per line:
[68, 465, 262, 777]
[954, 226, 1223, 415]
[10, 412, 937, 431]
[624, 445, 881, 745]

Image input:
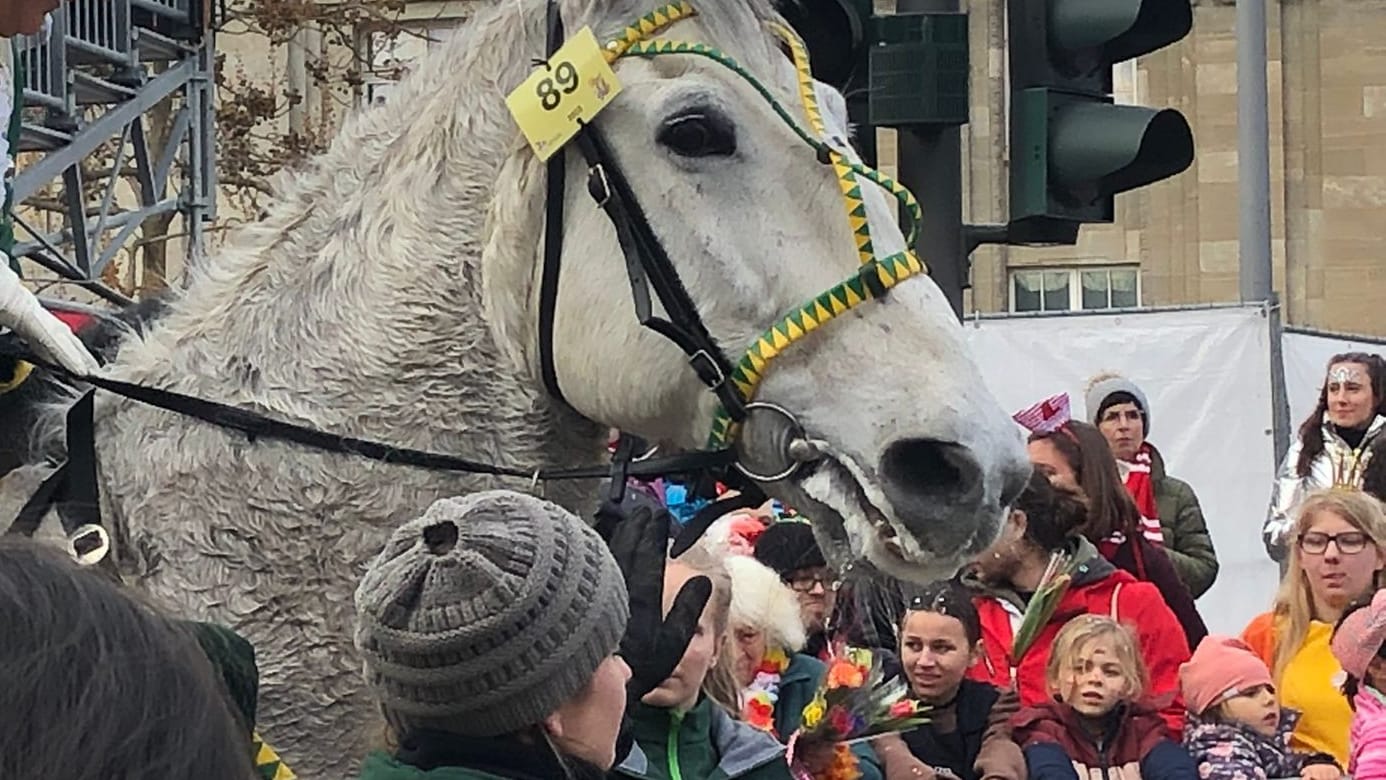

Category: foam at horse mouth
[798, 450, 956, 582]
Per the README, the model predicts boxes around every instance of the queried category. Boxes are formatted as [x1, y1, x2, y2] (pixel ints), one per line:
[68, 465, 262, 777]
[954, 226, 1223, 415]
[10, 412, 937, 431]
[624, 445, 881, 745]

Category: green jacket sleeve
[1155, 476, 1219, 598]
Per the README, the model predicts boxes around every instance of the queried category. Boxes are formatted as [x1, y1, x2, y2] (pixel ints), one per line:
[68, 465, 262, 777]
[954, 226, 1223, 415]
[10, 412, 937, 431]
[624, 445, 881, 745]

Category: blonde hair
[669, 547, 740, 714]
[1046, 614, 1149, 703]
[1270, 489, 1386, 681]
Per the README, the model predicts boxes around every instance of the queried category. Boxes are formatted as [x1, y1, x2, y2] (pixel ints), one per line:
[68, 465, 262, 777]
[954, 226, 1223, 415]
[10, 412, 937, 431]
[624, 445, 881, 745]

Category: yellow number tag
[505, 27, 624, 161]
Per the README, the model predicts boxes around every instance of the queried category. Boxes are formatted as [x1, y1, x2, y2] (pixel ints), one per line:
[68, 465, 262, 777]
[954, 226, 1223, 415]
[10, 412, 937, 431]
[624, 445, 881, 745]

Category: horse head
[483, 0, 1031, 581]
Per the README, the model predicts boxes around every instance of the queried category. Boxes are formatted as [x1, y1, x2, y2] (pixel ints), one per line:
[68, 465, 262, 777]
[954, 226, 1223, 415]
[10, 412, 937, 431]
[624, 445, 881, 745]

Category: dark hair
[1028, 421, 1142, 541]
[1297, 352, 1386, 478]
[0, 539, 258, 780]
[753, 521, 826, 578]
[904, 580, 981, 645]
[1011, 470, 1089, 552]
[1095, 391, 1146, 435]
[1334, 594, 1386, 707]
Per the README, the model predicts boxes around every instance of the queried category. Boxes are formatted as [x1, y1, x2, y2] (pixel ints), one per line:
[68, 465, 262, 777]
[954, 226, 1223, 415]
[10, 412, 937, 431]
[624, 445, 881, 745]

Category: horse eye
[658, 112, 736, 158]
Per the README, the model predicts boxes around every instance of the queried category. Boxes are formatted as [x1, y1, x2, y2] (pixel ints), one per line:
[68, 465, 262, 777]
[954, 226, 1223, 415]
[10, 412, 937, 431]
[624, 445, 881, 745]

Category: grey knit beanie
[354, 490, 629, 738]
[1085, 373, 1151, 434]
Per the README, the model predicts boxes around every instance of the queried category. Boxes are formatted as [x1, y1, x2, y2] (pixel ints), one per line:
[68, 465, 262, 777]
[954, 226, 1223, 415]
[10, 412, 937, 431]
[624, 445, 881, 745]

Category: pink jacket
[1351, 687, 1386, 779]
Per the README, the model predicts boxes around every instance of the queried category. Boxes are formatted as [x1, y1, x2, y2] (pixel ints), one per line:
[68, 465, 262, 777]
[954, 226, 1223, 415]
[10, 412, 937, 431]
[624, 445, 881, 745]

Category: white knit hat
[1085, 371, 1152, 434]
[725, 555, 806, 652]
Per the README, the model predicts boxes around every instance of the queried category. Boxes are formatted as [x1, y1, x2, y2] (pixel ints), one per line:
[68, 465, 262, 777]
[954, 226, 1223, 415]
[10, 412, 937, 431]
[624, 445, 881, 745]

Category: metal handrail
[15, 27, 65, 111]
[10, 0, 213, 305]
[15, 0, 203, 118]
[62, 0, 133, 63]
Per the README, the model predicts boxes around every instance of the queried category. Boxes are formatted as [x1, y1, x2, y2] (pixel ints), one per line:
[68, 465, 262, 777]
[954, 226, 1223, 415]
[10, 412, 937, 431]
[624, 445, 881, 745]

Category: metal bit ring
[732, 401, 821, 483]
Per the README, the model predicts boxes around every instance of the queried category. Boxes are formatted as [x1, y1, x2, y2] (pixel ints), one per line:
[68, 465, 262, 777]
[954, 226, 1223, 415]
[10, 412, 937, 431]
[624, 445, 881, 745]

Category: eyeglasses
[1298, 531, 1372, 555]
[786, 572, 841, 593]
[1100, 408, 1144, 426]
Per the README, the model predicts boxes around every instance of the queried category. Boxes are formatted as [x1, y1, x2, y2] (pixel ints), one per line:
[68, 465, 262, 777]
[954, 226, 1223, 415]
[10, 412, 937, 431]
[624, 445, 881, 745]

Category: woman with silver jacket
[1264, 352, 1386, 561]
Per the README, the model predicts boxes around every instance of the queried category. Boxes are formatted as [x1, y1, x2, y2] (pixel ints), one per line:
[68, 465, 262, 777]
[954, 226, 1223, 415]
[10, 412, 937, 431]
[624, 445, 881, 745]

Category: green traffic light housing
[1048, 0, 1193, 76]
[868, 11, 970, 128]
[1049, 99, 1193, 195]
[1011, 88, 1194, 223]
[1007, 0, 1195, 230]
[1009, 0, 1192, 93]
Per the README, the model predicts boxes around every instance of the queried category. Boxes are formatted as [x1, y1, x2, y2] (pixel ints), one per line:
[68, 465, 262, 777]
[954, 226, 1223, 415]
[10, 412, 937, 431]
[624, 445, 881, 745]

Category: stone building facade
[216, 0, 1382, 333]
[872, 0, 1385, 335]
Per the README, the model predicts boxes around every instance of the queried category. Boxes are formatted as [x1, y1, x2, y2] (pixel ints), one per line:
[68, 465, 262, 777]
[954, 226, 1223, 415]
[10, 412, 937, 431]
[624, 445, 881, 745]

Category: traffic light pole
[900, 125, 967, 319]
[887, 0, 964, 320]
[895, 0, 966, 320]
[1237, 0, 1273, 302]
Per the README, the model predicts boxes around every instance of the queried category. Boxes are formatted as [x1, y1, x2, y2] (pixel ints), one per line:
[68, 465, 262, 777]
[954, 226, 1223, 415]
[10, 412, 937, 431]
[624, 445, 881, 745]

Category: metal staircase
[11, 0, 216, 305]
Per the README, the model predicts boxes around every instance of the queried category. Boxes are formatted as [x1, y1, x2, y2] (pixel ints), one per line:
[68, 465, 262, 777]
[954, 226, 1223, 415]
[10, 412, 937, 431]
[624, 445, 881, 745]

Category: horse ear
[479, 143, 548, 372]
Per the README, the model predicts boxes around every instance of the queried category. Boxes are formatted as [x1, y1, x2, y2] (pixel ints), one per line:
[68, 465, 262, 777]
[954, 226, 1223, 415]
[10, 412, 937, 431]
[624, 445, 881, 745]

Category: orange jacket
[1240, 611, 1277, 668]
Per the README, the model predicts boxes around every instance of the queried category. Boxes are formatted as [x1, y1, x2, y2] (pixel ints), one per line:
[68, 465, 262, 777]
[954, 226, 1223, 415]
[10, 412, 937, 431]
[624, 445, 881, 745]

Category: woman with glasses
[1242, 488, 1386, 766]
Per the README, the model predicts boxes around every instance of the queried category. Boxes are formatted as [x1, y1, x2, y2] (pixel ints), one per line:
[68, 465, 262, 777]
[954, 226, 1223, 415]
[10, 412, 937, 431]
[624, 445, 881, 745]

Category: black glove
[595, 501, 712, 706]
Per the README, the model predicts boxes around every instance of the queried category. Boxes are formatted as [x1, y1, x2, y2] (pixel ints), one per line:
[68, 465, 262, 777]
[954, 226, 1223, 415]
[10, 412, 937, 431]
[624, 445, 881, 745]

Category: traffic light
[775, 0, 877, 163]
[1007, 0, 1195, 228]
[775, 0, 870, 89]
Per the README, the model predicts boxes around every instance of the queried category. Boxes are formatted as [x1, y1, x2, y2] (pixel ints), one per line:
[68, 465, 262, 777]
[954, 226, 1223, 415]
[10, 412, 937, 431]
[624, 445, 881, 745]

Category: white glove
[0, 259, 99, 376]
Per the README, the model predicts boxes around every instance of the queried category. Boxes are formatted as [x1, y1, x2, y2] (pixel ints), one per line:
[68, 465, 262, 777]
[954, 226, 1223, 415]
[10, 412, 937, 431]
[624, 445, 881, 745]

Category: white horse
[1, 0, 1029, 775]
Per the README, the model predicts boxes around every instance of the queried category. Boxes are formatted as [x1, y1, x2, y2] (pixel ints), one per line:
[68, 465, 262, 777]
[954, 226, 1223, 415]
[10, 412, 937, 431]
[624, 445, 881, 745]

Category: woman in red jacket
[959, 471, 1193, 738]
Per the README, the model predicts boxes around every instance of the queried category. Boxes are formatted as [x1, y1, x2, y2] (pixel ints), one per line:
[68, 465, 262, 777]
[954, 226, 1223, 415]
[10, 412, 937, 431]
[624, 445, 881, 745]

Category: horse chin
[791, 452, 986, 584]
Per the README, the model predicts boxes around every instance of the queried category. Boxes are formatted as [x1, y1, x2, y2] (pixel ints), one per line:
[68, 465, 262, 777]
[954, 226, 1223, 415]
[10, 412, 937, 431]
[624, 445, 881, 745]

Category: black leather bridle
[535, 0, 749, 439]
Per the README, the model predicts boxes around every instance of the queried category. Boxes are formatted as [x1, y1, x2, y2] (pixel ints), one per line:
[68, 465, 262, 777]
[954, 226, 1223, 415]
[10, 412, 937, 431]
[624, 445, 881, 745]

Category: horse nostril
[879, 438, 982, 506]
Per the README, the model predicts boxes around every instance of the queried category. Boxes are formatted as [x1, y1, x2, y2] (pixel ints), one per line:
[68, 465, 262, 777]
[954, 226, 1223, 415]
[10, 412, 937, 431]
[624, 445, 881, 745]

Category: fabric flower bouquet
[786, 647, 930, 780]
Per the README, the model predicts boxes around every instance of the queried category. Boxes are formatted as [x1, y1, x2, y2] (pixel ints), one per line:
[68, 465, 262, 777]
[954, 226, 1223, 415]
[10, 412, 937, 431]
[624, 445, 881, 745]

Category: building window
[1112, 60, 1140, 104]
[361, 22, 462, 107]
[1010, 266, 1140, 313]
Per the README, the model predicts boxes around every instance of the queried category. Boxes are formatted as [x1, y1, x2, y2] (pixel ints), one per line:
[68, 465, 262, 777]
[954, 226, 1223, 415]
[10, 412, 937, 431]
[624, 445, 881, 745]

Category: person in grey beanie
[354, 490, 633, 780]
[1085, 372, 1219, 597]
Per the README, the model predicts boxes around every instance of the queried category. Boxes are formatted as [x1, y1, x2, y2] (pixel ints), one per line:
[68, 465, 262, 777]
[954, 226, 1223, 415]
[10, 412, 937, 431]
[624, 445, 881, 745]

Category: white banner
[1281, 329, 1386, 428]
[961, 306, 1280, 635]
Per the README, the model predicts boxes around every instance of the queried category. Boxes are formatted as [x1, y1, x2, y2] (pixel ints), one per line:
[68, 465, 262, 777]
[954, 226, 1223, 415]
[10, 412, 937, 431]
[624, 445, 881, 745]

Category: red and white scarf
[1116, 443, 1164, 546]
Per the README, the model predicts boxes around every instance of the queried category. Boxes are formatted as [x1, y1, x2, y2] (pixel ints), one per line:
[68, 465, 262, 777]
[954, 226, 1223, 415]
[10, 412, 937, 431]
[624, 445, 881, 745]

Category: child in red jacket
[1010, 614, 1197, 780]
